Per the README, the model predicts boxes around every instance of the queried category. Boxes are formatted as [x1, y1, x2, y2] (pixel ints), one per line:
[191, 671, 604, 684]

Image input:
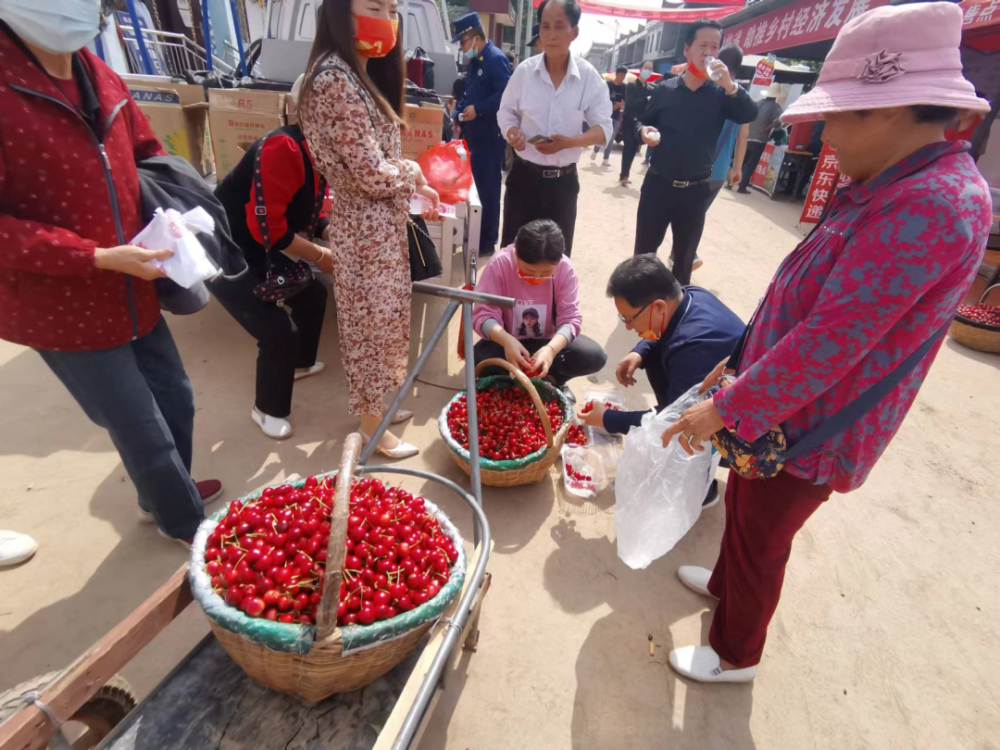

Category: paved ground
[2, 154, 999, 750]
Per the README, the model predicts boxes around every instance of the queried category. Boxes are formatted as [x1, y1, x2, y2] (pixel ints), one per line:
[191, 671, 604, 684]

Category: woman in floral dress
[299, 0, 439, 457]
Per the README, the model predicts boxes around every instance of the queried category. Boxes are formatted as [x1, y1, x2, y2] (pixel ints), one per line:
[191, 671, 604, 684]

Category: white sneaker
[590, 148, 598, 161]
[669, 646, 756, 684]
[0, 531, 37, 567]
[251, 407, 293, 440]
[602, 158, 610, 167]
[294, 362, 325, 381]
[677, 565, 717, 599]
[692, 256, 704, 271]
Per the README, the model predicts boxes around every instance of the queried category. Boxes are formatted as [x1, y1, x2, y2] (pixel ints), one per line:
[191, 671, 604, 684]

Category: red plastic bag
[416, 140, 472, 205]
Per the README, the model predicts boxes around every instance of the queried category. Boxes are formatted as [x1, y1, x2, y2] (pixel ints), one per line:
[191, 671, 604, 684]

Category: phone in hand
[528, 134, 554, 145]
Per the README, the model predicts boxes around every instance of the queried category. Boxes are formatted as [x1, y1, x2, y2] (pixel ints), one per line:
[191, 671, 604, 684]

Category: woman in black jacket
[212, 78, 332, 440]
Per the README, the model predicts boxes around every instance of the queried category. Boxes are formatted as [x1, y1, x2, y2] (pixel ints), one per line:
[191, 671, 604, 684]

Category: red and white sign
[799, 143, 852, 223]
[725, 0, 892, 56]
[750, 143, 776, 190]
[961, 0, 1000, 30]
[751, 56, 776, 88]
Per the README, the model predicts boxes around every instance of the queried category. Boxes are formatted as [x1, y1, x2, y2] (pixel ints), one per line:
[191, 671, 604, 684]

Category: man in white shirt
[497, 0, 612, 256]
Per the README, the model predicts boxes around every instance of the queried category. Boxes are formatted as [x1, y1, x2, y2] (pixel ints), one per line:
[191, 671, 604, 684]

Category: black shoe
[478, 246, 496, 258]
[736, 188, 751, 195]
[702, 479, 720, 509]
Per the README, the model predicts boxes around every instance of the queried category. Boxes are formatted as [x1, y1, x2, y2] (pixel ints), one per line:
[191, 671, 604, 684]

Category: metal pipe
[411, 281, 514, 308]
[514, 0, 524, 57]
[202, 0, 214, 71]
[461, 301, 482, 547]
[358, 299, 461, 465]
[352, 465, 490, 750]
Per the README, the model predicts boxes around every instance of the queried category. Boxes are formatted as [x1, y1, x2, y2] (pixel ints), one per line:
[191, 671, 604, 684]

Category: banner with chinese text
[725, 0, 892, 55]
[799, 143, 851, 223]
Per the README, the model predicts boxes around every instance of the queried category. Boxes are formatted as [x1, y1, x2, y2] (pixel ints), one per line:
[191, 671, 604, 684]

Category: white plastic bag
[614, 384, 721, 570]
[131, 207, 218, 289]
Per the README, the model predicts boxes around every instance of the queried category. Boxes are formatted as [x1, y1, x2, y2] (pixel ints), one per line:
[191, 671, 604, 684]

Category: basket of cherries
[439, 358, 573, 487]
[951, 284, 1000, 354]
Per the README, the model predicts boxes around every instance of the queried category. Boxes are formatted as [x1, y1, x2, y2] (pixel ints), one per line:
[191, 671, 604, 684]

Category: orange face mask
[517, 270, 551, 286]
[354, 15, 398, 58]
[637, 306, 665, 341]
[687, 61, 708, 79]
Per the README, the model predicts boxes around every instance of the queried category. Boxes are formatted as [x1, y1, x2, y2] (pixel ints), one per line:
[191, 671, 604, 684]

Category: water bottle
[704, 55, 723, 81]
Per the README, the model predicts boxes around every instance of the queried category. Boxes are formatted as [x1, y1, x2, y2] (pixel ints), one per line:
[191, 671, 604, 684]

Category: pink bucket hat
[782, 2, 990, 124]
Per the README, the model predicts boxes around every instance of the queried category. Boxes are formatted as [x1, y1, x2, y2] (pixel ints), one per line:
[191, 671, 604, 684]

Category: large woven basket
[188, 434, 467, 700]
[950, 283, 1000, 354]
[439, 358, 571, 487]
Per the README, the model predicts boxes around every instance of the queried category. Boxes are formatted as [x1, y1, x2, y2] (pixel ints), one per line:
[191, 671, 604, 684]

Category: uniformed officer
[452, 12, 511, 256]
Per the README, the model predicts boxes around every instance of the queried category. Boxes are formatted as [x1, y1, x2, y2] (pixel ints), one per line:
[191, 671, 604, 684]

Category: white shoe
[0, 531, 37, 567]
[359, 430, 419, 459]
[602, 158, 611, 167]
[669, 646, 756, 683]
[294, 362, 325, 381]
[391, 409, 414, 425]
[677, 565, 717, 599]
[157, 528, 192, 549]
[251, 407, 293, 440]
[590, 148, 598, 161]
[692, 256, 704, 271]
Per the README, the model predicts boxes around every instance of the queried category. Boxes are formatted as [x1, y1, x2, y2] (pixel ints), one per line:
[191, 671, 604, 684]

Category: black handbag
[407, 214, 442, 281]
[250, 134, 327, 307]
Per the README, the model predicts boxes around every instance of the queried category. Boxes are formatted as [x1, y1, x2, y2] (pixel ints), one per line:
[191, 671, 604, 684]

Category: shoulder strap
[251, 133, 273, 270]
[783, 317, 951, 461]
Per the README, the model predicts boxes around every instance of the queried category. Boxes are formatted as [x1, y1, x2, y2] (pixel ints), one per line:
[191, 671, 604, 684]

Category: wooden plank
[372, 541, 493, 750]
[0, 567, 193, 750]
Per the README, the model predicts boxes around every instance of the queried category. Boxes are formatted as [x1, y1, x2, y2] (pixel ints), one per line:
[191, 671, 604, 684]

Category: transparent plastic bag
[131, 206, 218, 289]
[614, 383, 721, 570]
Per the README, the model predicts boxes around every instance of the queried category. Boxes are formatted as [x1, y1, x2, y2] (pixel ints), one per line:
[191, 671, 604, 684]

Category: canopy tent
[531, 0, 739, 21]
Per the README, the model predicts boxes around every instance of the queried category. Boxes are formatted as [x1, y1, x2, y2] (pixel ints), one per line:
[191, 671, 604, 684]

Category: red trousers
[707, 470, 832, 668]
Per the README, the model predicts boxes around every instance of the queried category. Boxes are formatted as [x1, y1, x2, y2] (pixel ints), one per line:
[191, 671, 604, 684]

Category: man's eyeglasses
[618, 301, 653, 326]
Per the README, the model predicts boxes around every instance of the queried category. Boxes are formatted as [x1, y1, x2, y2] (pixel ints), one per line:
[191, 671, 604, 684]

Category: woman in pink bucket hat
[659, 2, 992, 683]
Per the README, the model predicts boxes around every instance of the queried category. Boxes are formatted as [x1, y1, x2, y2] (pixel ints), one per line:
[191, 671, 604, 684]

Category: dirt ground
[2, 154, 999, 750]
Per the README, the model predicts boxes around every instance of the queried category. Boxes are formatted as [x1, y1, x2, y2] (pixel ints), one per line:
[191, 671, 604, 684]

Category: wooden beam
[0, 566, 193, 750]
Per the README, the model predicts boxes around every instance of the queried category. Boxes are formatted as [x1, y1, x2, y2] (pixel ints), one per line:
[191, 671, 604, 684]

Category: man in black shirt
[619, 59, 655, 186]
[592, 64, 628, 166]
[633, 19, 756, 285]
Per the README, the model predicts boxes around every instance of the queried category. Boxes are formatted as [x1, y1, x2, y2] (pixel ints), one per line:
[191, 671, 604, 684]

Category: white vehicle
[264, 0, 458, 95]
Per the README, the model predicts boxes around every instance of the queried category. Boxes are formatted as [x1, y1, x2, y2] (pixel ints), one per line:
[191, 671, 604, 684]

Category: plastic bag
[614, 384, 722, 570]
[416, 140, 473, 204]
[131, 207, 219, 289]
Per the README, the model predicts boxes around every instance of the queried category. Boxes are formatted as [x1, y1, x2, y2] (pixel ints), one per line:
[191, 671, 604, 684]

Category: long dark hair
[301, 0, 405, 123]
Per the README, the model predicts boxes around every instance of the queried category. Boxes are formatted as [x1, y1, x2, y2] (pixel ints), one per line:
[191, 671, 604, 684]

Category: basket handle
[474, 357, 554, 452]
[314, 432, 363, 643]
[978, 283, 1000, 304]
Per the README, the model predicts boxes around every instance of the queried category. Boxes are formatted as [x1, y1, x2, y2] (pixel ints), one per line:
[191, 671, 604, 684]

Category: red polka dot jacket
[0, 29, 163, 352]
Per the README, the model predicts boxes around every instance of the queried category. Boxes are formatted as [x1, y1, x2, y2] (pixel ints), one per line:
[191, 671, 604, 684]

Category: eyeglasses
[618, 301, 653, 326]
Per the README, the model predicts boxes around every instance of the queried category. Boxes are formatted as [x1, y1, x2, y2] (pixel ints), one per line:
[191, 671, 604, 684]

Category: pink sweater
[472, 245, 582, 343]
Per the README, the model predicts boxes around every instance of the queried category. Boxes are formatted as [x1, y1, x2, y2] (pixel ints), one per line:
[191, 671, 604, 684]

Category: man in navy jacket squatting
[452, 12, 511, 256]
[579, 255, 745, 506]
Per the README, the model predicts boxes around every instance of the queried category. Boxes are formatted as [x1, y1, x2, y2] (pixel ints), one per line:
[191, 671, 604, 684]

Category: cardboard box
[402, 103, 444, 159]
[208, 89, 287, 180]
[128, 81, 212, 176]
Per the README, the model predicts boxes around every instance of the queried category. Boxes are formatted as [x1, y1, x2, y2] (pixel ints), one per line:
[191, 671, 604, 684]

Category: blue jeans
[37, 316, 204, 538]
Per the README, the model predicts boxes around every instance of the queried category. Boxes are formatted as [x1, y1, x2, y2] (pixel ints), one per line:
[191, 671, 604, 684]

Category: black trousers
[620, 116, 642, 180]
[739, 140, 767, 191]
[633, 172, 712, 285]
[473, 334, 607, 386]
[209, 267, 327, 418]
[501, 158, 580, 256]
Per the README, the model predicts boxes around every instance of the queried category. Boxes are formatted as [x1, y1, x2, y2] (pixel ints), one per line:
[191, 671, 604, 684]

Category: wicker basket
[950, 283, 1000, 354]
[188, 434, 467, 700]
[440, 358, 571, 487]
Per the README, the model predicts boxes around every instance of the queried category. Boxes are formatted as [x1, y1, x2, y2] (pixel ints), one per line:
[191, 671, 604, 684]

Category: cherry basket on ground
[950, 283, 1000, 354]
[438, 358, 572, 487]
[187, 434, 466, 700]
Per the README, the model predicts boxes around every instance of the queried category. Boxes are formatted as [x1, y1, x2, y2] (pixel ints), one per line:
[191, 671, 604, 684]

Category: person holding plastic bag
[212, 76, 333, 440]
[659, 4, 991, 685]
[299, 0, 439, 458]
[578, 255, 743, 506]
[0, 4, 220, 544]
[471, 219, 606, 386]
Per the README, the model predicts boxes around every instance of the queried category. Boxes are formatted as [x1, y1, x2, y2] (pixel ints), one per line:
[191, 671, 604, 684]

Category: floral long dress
[301, 54, 416, 416]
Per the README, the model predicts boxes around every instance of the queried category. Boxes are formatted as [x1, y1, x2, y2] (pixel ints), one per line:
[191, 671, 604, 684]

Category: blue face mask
[463, 41, 479, 62]
[0, 0, 100, 53]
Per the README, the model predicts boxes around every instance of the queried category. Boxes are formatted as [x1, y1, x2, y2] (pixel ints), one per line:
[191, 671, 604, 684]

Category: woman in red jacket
[0, 6, 218, 543]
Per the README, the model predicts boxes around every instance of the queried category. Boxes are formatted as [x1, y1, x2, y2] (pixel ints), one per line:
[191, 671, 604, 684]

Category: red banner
[961, 0, 1000, 30]
[750, 143, 775, 190]
[533, 0, 740, 19]
[725, 0, 892, 56]
[799, 143, 852, 223]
